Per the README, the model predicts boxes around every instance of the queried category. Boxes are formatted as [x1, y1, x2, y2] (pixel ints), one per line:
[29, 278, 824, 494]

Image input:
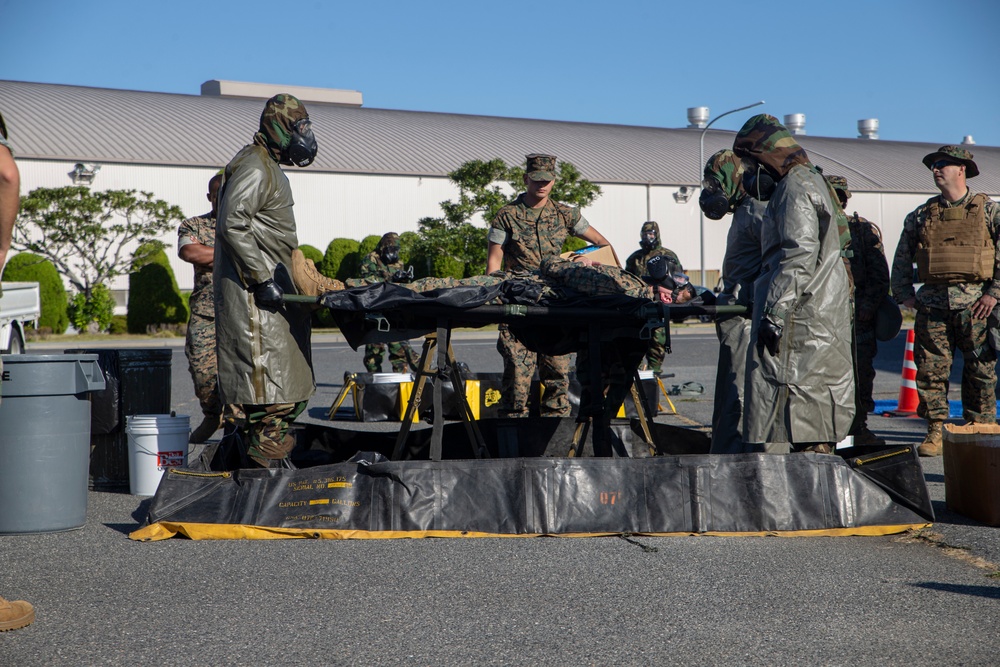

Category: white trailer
[0, 282, 41, 354]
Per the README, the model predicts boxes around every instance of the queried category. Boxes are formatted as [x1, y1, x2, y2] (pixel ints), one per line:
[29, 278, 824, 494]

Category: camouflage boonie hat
[526, 154, 557, 181]
[258, 94, 310, 152]
[825, 175, 851, 199]
[922, 145, 979, 178]
[703, 149, 746, 205]
[733, 114, 810, 179]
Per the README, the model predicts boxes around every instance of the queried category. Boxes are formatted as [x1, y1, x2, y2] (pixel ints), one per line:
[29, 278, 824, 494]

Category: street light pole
[697, 100, 765, 286]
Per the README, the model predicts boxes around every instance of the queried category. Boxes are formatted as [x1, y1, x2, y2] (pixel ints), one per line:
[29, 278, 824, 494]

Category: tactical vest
[916, 193, 994, 284]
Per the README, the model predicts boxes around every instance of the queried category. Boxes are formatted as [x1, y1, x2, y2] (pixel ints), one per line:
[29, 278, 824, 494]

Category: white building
[2, 79, 998, 303]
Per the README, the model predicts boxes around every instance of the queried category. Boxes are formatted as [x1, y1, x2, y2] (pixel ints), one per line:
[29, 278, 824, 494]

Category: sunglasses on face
[931, 160, 960, 171]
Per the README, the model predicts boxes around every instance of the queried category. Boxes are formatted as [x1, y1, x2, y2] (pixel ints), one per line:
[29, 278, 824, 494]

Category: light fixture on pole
[697, 100, 764, 286]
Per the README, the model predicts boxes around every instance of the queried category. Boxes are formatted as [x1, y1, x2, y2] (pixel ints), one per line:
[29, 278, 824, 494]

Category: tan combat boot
[189, 414, 223, 444]
[291, 249, 344, 297]
[917, 421, 944, 457]
[0, 595, 35, 631]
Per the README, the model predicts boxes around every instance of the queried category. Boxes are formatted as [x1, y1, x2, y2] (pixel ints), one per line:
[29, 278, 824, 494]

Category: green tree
[67, 284, 115, 333]
[2, 252, 69, 334]
[320, 238, 360, 280]
[14, 187, 183, 325]
[413, 158, 602, 277]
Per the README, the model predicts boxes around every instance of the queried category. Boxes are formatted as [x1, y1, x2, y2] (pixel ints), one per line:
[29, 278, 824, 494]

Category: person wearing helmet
[359, 232, 416, 373]
[733, 114, 854, 454]
[624, 221, 681, 375]
[700, 149, 766, 454]
[214, 94, 318, 468]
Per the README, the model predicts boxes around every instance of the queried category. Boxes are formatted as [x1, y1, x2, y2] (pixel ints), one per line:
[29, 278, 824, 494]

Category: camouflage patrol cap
[526, 154, 557, 182]
[825, 175, 851, 199]
[255, 94, 310, 159]
[703, 149, 746, 206]
[733, 114, 810, 179]
[921, 145, 979, 178]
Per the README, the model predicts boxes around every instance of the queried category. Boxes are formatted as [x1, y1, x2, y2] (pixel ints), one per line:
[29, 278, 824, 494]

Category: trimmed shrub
[357, 235, 381, 258]
[321, 238, 360, 280]
[68, 284, 115, 332]
[299, 244, 324, 266]
[108, 315, 128, 335]
[127, 243, 189, 334]
[2, 252, 69, 334]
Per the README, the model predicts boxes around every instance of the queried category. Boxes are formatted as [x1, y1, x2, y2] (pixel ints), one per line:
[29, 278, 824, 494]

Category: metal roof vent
[784, 114, 806, 135]
[962, 135, 976, 145]
[200, 80, 363, 107]
[858, 118, 879, 140]
[687, 107, 709, 129]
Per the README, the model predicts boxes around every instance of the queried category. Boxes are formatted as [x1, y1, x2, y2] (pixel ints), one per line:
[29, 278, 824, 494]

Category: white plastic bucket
[125, 414, 190, 496]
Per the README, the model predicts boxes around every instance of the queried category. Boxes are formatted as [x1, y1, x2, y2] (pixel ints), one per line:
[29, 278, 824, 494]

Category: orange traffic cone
[883, 329, 920, 417]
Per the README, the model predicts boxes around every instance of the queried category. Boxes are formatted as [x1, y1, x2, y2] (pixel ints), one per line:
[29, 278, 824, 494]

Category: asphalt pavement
[3, 326, 998, 666]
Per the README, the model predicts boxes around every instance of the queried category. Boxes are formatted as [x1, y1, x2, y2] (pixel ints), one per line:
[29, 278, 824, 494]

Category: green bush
[2, 252, 69, 334]
[431, 254, 465, 280]
[321, 238, 360, 280]
[358, 235, 381, 259]
[127, 243, 189, 334]
[108, 315, 128, 335]
[398, 231, 419, 267]
[68, 284, 115, 332]
[561, 236, 589, 253]
[299, 244, 323, 266]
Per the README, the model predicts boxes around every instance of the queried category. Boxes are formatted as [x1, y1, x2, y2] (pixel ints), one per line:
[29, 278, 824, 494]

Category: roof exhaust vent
[858, 118, 879, 140]
[784, 114, 806, 135]
[962, 135, 976, 145]
[200, 80, 363, 107]
[687, 107, 709, 129]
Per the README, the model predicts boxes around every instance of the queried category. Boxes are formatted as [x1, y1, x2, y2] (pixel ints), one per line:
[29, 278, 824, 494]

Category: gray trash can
[0, 354, 106, 534]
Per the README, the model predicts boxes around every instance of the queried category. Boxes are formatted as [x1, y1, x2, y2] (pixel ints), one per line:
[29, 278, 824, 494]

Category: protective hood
[639, 221, 661, 249]
[703, 149, 746, 209]
[253, 94, 313, 165]
[733, 114, 810, 180]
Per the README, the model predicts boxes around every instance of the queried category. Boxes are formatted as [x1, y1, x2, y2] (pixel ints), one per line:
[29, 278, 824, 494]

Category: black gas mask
[742, 160, 777, 201]
[699, 179, 731, 220]
[640, 230, 659, 251]
[380, 244, 400, 265]
[284, 118, 318, 167]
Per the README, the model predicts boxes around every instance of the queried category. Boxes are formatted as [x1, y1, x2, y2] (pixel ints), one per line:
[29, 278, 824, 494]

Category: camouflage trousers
[185, 312, 222, 419]
[497, 325, 571, 418]
[851, 320, 878, 431]
[241, 401, 308, 466]
[363, 341, 416, 373]
[644, 328, 667, 374]
[914, 307, 997, 423]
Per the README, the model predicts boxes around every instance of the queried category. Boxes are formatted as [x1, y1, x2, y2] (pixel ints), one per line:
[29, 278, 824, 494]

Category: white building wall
[17, 159, 974, 306]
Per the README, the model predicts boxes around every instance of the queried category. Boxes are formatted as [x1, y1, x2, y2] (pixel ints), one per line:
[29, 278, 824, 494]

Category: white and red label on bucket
[156, 451, 186, 469]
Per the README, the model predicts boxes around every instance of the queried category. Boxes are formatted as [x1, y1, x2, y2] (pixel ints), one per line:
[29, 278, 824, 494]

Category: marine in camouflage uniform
[827, 176, 891, 447]
[178, 173, 225, 443]
[700, 150, 766, 454]
[486, 153, 611, 418]
[890, 146, 1000, 456]
[623, 221, 681, 374]
[358, 233, 416, 373]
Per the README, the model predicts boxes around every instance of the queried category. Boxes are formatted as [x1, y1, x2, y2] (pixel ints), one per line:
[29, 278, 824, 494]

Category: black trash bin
[66, 348, 172, 490]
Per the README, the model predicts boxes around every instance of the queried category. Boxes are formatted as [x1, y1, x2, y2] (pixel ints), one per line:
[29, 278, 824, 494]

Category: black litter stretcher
[131, 283, 934, 541]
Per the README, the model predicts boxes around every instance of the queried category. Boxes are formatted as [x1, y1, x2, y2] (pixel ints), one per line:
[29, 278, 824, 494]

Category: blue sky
[3, 0, 999, 146]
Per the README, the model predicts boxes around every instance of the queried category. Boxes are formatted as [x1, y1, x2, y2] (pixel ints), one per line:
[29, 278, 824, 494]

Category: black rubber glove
[251, 278, 284, 311]
[758, 318, 783, 357]
[390, 267, 412, 283]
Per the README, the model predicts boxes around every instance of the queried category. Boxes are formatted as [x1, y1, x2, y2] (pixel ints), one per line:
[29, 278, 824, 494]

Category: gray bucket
[0, 354, 106, 534]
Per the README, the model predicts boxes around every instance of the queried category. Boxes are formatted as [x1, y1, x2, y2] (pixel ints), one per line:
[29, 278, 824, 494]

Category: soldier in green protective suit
[358, 232, 416, 373]
[826, 175, 891, 447]
[214, 94, 318, 468]
[700, 149, 766, 454]
[734, 114, 854, 454]
[624, 221, 681, 374]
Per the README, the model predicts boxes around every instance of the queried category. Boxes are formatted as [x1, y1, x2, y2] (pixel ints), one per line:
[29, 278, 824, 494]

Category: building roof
[2, 79, 999, 194]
